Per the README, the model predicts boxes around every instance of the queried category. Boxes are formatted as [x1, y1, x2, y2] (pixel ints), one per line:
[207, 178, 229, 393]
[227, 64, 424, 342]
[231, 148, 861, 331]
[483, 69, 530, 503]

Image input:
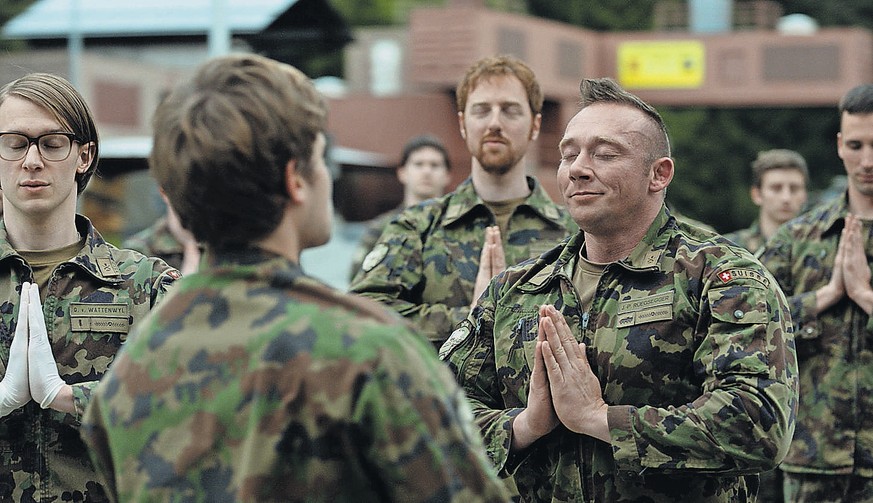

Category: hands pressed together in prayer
[0, 282, 71, 417]
[818, 214, 873, 315]
[512, 304, 610, 451]
[472, 226, 506, 310]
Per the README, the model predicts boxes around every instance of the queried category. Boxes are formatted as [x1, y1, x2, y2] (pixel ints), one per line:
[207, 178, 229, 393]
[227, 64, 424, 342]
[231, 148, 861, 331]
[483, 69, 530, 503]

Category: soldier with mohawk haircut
[442, 78, 798, 502]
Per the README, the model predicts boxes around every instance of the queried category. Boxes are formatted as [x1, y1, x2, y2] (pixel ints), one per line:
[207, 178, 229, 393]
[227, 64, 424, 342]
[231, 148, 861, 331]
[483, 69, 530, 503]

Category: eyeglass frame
[0, 131, 84, 162]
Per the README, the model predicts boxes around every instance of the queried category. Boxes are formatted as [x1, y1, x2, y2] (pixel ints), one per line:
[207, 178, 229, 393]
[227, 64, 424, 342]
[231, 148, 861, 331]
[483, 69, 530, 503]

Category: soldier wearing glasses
[0, 73, 179, 501]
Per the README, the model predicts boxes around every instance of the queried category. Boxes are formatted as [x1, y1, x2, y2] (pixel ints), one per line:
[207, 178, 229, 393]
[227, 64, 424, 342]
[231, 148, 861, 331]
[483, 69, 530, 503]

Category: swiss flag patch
[718, 271, 733, 283]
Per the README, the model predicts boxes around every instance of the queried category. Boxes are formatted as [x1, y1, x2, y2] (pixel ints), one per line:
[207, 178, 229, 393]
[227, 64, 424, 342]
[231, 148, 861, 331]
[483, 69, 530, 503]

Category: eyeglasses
[0, 132, 81, 162]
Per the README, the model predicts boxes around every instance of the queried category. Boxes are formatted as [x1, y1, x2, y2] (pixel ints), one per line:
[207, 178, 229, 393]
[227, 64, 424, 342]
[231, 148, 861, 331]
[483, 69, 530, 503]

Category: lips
[20, 180, 48, 188]
[481, 136, 506, 146]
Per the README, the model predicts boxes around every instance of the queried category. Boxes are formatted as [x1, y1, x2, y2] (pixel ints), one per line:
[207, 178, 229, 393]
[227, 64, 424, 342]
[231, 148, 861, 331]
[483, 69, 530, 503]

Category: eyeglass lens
[0, 133, 75, 162]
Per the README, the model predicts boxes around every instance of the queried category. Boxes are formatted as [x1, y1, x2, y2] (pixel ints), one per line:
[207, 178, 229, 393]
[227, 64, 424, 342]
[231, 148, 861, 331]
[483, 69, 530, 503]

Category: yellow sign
[618, 41, 705, 89]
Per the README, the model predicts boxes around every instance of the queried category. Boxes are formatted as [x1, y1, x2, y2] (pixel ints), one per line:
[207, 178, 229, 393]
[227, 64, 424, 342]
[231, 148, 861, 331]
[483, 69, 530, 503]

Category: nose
[566, 156, 592, 182]
[862, 145, 873, 168]
[22, 142, 43, 169]
[486, 109, 502, 131]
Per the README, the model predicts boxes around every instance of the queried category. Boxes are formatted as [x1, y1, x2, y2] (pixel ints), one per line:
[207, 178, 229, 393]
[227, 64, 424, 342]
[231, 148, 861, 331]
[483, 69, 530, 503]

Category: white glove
[26, 283, 66, 409]
[0, 283, 32, 416]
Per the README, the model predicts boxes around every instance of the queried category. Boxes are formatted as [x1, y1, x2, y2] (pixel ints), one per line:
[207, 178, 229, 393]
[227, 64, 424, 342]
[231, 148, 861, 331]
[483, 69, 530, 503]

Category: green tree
[526, 0, 658, 30]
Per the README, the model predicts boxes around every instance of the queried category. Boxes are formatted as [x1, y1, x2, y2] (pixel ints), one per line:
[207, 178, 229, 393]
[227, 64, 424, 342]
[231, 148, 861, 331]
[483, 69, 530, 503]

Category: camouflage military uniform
[348, 205, 403, 281]
[81, 248, 510, 502]
[350, 176, 575, 347]
[723, 220, 766, 257]
[442, 206, 798, 502]
[759, 193, 873, 479]
[0, 215, 178, 502]
[122, 216, 187, 272]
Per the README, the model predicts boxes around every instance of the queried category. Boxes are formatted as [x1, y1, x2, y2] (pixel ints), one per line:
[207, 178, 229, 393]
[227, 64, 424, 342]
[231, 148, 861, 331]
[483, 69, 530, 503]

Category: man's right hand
[0, 283, 31, 417]
[471, 226, 506, 309]
[511, 305, 559, 451]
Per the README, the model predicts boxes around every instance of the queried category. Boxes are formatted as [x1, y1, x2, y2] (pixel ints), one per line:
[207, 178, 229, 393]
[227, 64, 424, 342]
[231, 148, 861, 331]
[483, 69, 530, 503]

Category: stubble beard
[475, 147, 518, 176]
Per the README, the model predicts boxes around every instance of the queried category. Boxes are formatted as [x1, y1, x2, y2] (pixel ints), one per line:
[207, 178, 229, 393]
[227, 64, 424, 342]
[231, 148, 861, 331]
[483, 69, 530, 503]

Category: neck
[470, 162, 530, 202]
[254, 207, 302, 264]
[582, 232, 642, 264]
[757, 213, 782, 240]
[848, 187, 873, 219]
[582, 204, 659, 263]
[4, 207, 80, 252]
[404, 193, 425, 207]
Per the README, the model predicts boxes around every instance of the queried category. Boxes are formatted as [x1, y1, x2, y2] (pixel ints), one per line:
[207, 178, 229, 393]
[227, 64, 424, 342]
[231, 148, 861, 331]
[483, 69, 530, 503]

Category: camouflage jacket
[81, 249, 510, 503]
[723, 220, 765, 257]
[121, 216, 187, 272]
[0, 215, 178, 502]
[442, 206, 798, 502]
[348, 205, 404, 282]
[759, 193, 873, 476]
[350, 176, 575, 347]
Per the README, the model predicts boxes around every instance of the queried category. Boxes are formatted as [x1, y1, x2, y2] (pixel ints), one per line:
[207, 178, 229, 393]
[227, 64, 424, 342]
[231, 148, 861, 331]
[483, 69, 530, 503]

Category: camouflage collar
[622, 206, 672, 271]
[203, 247, 317, 287]
[522, 206, 671, 291]
[442, 176, 564, 227]
[817, 190, 851, 237]
[0, 214, 124, 284]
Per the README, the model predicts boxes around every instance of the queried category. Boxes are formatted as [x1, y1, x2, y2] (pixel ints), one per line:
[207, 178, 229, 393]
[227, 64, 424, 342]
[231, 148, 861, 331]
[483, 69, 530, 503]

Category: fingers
[487, 226, 506, 273]
[478, 232, 492, 273]
[14, 283, 30, 338]
[27, 283, 47, 338]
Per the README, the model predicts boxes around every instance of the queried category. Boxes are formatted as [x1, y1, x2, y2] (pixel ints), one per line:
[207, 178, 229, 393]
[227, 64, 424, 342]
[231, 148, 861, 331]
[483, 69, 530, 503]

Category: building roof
[2, 0, 299, 40]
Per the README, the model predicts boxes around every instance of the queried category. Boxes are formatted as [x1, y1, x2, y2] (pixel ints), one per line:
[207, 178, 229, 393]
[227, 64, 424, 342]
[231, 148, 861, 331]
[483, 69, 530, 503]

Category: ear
[750, 186, 763, 206]
[529, 113, 542, 141]
[76, 142, 96, 174]
[649, 157, 674, 193]
[457, 111, 466, 140]
[837, 131, 845, 161]
[396, 165, 408, 184]
[284, 158, 305, 205]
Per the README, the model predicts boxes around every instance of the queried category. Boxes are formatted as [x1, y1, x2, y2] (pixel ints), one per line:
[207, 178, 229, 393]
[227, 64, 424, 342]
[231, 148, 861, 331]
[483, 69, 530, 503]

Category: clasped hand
[513, 305, 610, 450]
[0, 282, 67, 416]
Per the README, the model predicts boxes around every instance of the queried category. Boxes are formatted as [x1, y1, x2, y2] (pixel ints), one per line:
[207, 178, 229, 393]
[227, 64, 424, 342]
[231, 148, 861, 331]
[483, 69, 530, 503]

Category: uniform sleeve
[759, 225, 821, 340]
[441, 278, 524, 476]
[80, 392, 120, 502]
[350, 217, 469, 346]
[608, 262, 798, 475]
[359, 331, 510, 502]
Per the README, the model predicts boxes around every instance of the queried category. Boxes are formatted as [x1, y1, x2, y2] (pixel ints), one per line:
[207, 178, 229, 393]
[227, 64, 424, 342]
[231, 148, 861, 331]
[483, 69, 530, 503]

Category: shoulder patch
[361, 243, 389, 272]
[439, 325, 471, 360]
[717, 268, 770, 288]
